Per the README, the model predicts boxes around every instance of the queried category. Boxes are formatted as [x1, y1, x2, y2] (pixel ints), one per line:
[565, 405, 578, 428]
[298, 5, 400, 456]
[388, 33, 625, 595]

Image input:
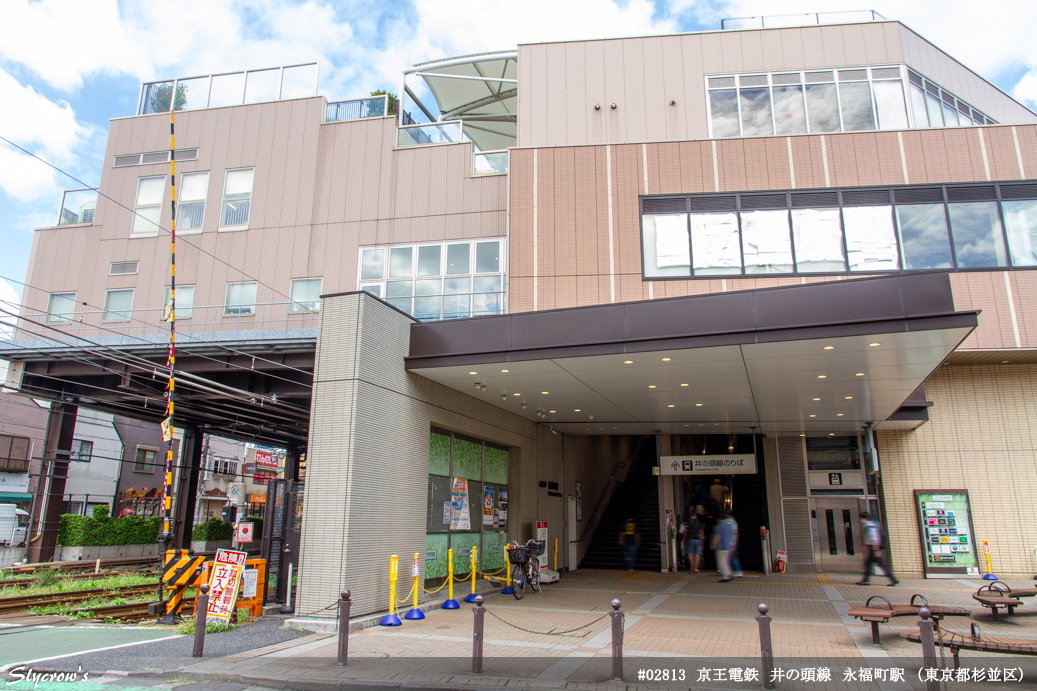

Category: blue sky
[2, 0, 1037, 303]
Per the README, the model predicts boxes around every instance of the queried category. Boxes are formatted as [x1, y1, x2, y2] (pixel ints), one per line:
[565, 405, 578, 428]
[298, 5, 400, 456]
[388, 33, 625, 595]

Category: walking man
[712, 511, 735, 582]
[683, 511, 704, 573]
[619, 519, 640, 571]
[857, 511, 898, 586]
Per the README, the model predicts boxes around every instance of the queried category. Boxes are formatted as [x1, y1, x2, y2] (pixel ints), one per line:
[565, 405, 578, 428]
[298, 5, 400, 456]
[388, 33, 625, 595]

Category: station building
[4, 11, 1037, 618]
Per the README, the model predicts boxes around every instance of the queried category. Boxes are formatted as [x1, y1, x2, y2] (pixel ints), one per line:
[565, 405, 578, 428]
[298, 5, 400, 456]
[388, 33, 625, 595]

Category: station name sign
[659, 455, 757, 476]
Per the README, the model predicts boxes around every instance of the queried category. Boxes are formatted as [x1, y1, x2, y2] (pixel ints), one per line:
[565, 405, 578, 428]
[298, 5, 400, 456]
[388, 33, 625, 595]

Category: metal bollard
[337, 590, 352, 666]
[472, 594, 485, 674]
[757, 603, 775, 690]
[610, 599, 624, 681]
[192, 584, 209, 658]
[917, 607, 939, 691]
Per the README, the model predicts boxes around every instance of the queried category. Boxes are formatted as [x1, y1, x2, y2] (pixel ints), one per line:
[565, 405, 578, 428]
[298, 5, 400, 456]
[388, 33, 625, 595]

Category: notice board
[914, 490, 980, 578]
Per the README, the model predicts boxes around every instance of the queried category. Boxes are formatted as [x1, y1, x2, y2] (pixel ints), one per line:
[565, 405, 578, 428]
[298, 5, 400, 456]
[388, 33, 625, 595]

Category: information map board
[914, 490, 980, 578]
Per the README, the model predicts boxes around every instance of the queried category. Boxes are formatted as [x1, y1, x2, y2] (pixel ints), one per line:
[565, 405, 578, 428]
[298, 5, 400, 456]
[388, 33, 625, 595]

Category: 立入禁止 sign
[659, 455, 757, 476]
[206, 562, 242, 622]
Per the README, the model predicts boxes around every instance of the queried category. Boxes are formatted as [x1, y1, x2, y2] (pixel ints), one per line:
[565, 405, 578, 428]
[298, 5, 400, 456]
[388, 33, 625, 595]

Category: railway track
[6, 556, 160, 576]
[0, 570, 159, 589]
[0, 584, 160, 615]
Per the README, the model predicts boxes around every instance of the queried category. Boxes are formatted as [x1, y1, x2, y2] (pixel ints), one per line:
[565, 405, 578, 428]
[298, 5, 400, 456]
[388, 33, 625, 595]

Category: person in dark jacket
[619, 519, 640, 571]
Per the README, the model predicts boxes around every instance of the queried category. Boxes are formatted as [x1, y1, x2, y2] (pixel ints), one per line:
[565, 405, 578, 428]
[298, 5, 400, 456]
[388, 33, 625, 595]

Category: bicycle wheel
[511, 563, 526, 600]
[530, 560, 542, 593]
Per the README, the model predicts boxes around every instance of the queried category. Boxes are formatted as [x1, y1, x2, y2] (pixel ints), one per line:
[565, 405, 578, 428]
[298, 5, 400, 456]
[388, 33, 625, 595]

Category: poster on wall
[914, 490, 980, 578]
[483, 486, 495, 526]
[498, 488, 508, 527]
[575, 481, 583, 521]
[450, 478, 471, 530]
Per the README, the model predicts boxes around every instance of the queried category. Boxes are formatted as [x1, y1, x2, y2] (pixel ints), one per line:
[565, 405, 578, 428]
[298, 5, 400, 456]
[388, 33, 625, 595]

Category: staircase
[579, 440, 661, 570]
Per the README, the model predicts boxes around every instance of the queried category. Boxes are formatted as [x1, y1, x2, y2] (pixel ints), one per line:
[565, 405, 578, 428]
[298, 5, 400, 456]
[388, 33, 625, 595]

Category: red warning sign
[235, 522, 254, 543]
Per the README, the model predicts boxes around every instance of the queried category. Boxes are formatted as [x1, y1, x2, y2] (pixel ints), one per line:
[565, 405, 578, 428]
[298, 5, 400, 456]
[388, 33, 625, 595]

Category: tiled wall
[878, 364, 1037, 576]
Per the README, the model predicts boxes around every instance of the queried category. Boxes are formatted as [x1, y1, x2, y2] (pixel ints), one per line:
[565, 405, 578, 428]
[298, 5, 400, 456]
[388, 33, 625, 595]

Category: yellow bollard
[444, 548, 459, 608]
[465, 546, 478, 603]
[502, 544, 514, 594]
[405, 552, 424, 620]
[554, 537, 558, 572]
[983, 539, 999, 581]
[379, 555, 401, 625]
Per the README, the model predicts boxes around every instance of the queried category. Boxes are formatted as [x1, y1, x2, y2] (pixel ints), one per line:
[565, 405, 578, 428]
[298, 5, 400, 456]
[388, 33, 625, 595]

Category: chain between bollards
[472, 595, 485, 674]
[610, 599, 624, 681]
[337, 589, 352, 666]
[757, 603, 775, 690]
[192, 584, 209, 658]
[917, 607, 940, 691]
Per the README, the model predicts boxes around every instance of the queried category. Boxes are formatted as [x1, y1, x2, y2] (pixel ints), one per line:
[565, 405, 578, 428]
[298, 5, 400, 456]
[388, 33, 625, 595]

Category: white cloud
[0, 278, 18, 383]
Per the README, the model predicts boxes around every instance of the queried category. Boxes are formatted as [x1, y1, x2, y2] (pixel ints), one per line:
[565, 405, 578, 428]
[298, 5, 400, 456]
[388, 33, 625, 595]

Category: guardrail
[57, 189, 97, 226]
[396, 121, 462, 148]
[380, 290, 506, 321]
[326, 96, 388, 122]
[138, 63, 319, 115]
[473, 150, 508, 175]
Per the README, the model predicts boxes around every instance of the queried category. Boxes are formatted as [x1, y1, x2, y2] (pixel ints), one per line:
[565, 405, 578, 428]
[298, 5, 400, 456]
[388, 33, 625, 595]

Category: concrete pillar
[28, 402, 78, 563]
[656, 434, 674, 572]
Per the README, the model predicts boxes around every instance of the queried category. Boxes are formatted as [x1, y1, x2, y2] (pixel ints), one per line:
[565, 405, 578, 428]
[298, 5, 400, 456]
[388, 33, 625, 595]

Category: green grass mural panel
[481, 531, 506, 572]
[453, 438, 482, 480]
[429, 432, 451, 476]
[425, 533, 448, 579]
[451, 532, 481, 576]
[484, 446, 509, 485]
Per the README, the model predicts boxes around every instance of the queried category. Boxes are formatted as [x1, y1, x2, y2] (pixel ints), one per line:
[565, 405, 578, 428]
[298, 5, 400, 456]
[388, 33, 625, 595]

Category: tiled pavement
[176, 570, 1037, 689]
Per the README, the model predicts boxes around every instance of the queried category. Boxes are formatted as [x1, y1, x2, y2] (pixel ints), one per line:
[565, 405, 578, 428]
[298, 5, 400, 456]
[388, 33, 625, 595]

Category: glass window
[690, 212, 741, 276]
[791, 208, 846, 272]
[896, 205, 953, 269]
[177, 172, 209, 231]
[909, 84, 929, 127]
[772, 85, 807, 135]
[361, 248, 385, 280]
[642, 214, 691, 278]
[805, 83, 840, 133]
[289, 278, 323, 312]
[225, 281, 257, 315]
[414, 278, 442, 319]
[838, 82, 875, 131]
[806, 436, 861, 471]
[843, 206, 899, 271]
[925, 91, 944, 127]
[165, 285, 194, 320]
[132, 176, 164, 235]
[360, 284, 382, 298]
[446, 243, 470, 275]
[71, 439, 93, 462]
[873, 81, 908, 130]
[474, 275, 503, 316]
[389, 246, 413, 278]
[1003, 199, 1037, 266]
[46, 292, 76, 324]
[386, 280, 412, 313]
[943, 99, 959, 127]
[444, 277, 472, 318]
[103, 289, 133, 322]
[220, 168, 254, 228]
[134, 447, 156, 473]
[475, 241, 500, 273]
[741, 209, 793, 274]
[739, 88, 773, 137]
[948, 202, 1008, 268]
[709, 89, 739, 138]
[417, 245, 441, 276]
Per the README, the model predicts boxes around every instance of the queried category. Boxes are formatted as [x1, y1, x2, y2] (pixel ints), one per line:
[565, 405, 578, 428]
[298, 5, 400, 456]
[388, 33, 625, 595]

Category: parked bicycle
[507, 539, 545, 600]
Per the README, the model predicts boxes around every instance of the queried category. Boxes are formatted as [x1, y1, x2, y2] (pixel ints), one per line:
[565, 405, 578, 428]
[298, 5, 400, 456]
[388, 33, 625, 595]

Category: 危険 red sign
[215, 548, 248, 568]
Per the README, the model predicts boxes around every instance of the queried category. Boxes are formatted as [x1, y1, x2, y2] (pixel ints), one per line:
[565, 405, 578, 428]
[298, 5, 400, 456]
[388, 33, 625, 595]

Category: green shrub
[244, 515, 263, 538]
[191, 517, 232, 542]
[57, 513, 160, 546]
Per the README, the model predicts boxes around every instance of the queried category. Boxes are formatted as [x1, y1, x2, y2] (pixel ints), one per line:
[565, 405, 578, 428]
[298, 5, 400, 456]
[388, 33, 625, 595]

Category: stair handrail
[578, 436, 648, 545]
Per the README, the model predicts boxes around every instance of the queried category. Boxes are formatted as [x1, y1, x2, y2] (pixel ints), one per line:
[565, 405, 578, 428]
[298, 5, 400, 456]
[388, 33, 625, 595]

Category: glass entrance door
[813, 498, 864, 572]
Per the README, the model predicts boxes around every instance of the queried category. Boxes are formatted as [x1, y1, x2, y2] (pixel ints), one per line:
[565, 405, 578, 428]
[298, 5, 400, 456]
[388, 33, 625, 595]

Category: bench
[972, 583, 1024, 622]
[903, 627, 1037, 669]
[847, 595, 971, 644]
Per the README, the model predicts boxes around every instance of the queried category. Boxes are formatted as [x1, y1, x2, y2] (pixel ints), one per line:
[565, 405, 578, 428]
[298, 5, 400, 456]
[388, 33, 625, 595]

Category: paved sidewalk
[166, 570, 1037, 690]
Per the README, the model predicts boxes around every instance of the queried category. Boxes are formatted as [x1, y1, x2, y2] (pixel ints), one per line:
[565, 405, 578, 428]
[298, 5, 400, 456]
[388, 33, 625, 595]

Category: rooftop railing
[57, 189, 98, 226]
[396, 121, 462, 148]
[326, 95, 389, 122]
[375, 290, 506, 321]
[721, 10, 886, 30]
[137, 63, 318, 115]
[474, 150, 508, 175]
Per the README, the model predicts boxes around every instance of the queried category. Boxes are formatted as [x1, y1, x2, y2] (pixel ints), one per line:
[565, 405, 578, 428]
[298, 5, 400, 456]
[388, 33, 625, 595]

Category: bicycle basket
[528, 540, 546, 556]
[510, 546, 530, 564]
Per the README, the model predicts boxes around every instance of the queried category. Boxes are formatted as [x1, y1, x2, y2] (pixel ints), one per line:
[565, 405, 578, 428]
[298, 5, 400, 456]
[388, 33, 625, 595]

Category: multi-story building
[4, 12, 1037, 616]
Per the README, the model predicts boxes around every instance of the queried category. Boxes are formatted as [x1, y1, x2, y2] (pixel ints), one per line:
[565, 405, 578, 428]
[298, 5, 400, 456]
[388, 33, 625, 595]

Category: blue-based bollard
[379, 555, 402, 627]
[404, 553, 425, 620]
[464, 546, 479, 603]
[501, 546, 514, 595]
[443, 548, 460, 609]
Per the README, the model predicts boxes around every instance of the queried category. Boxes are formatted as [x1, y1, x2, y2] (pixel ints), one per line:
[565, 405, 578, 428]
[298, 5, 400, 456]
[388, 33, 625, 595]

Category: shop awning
[0, 493, 33, 502]
[406, 273, 977, 435]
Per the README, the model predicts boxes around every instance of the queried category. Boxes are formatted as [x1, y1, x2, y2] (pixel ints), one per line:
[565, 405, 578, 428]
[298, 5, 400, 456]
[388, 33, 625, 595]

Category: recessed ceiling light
[668, 404, 675, 408]
[799, 434, 805, 437]
[817, 375, 827, 379]
[513, 393, 521, 396]
[683, 424, 689, 427]
[574, 409, 581, 412]
[856, 372, 865, 377]
[837, 413, 844, 417]
[845, 396, 853, 400]
[613, 427, 618, 430]
[469, 371, 478, 375]
[1003, 360, 1010, 364]
[681, 383, 689, 387]
[813, 397, 821, 401]
[549, 410, 556, 413]
[662, 357, 671, 362]
[809, 414, 816, 418]
[649, 385, 656, 389]
[500, 369, 510, 373]
[829, 432, 835, 436]
[541, 391, 549, 395]
[823, 346, 835, 350]
[696, 403, 703, 407]
[624, 360, 633, 364]
[868, 342, 880, 347]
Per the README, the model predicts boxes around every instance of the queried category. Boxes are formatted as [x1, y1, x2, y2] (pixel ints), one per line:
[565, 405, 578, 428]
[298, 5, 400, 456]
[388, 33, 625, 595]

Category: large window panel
[805, 83, 840, 133]
[741, 210, 793, 274]
[103, 289, 133, 322]
[220, 168, 254, 229]
[414, 278, 442, 320]
[942, 100, 959, 127]
[948, 202, 1008, 268]
[690, 212, 742, 276]
[476, 241, 501, 273]
[791, 208, 846, 272]
[874, 81, 908, 130]
[709, 89, 739, 138]
[772, 85, 807, 135]
[132, 176, 164, 235]
[1003, 199, 1037, 266]
[46, 292, 76, 324]
[843, 206, 899, 271]
[896, 204, 953, 269]
[289, 278, 322, 312]
[446, 243, 470, 275]
[165, 285, 194, 320]
[473, 275, 503, 316]
[443, 277, 472, 319]
[389, 246, 413, 278]
[361, 248, 385, 280]
[642, 214, 691, 278]
[738, 88, 773, 137]
[224, 281, 257, 316]
[838, 82, 875, 132]
[925, 91, 944, 127]
[177, 172, 209, 231]
[909, 84, 929, 127]
[417, 245, 442, 276]
[386, 280, 413, 313]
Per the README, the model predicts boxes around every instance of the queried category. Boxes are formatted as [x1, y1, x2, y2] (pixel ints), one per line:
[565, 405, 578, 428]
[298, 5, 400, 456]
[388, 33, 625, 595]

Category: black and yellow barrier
[160, 549, 205, 623]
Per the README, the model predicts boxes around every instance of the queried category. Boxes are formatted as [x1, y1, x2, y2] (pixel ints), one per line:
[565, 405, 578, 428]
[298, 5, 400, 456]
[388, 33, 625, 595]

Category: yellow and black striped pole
[162, 107, 177, 546]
